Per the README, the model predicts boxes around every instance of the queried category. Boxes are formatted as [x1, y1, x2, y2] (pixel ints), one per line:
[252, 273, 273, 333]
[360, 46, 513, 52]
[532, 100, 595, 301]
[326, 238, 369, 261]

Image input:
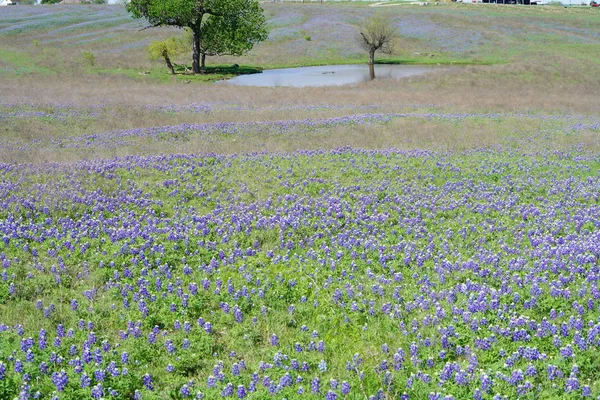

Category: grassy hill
[0, 3, 598, 80]
[1, 4, 600, 399]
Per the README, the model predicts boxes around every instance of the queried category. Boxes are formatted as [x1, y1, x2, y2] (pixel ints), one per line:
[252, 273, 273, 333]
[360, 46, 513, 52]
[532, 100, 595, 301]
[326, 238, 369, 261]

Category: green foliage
[304, 36, 311, 41]
[148, 36, 188, 60]
[148, 40, 170, 62]
[193, 1, 269, 59]
[80, 51, 96, 67]
[0, 375, 18, 399]
[127, 0, 269, 72]
[0, 282, 8, 305]
[41, 0, 61, 3]
[2, 147, 600, 398]
[127, 0, 202, 29]
[358, 13, 398, 59]
[148, 36, 187, 73]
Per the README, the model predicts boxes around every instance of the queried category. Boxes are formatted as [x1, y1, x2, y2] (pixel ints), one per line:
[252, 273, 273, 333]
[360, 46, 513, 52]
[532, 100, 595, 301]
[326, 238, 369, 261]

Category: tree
[127, 0, 269, 74]
[148, 37, 186, 75]
[357, 14, 398, 80]
[191, 5, 268, 70]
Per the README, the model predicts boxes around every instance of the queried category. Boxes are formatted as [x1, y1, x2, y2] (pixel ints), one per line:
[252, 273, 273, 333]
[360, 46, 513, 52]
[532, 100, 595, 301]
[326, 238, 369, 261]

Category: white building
[0, 0, 16, 6]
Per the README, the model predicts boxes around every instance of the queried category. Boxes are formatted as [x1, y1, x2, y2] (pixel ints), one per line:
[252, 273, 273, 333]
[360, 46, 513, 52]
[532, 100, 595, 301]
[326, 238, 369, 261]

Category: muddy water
[224, 64, 444, 87]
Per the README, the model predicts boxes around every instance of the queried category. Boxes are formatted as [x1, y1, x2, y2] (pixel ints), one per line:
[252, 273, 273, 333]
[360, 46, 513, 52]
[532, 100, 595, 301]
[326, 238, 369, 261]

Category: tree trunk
[192, 30, 201, 74]
[163, 50, 175, 75]
[201, 53, 206, 72]
[369, 49, 375, 80]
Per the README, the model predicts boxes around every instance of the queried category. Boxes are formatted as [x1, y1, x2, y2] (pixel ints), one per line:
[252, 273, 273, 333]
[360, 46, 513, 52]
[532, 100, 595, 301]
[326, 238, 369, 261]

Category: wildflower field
[1, 2, 600, 400]
[2, 105, 600, 399]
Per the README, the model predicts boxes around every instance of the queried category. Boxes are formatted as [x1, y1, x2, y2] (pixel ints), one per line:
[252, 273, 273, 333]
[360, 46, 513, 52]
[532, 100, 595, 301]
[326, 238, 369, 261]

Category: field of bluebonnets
[2, 2, 600, 400]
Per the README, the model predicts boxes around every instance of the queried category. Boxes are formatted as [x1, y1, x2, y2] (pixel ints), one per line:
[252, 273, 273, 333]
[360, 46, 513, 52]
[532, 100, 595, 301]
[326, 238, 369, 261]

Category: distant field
[0, 3, 599, 77]
[0, 3, 598, 119]
[1, 3, 600, 400]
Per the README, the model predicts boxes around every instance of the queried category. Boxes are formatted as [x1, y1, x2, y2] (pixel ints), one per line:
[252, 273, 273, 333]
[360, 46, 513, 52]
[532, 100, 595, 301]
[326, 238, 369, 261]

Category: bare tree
[357, 15, 398, 80]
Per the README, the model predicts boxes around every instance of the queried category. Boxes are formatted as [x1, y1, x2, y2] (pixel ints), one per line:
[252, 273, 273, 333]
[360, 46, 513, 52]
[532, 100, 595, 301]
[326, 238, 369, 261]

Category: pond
[223, 64, 444, 87]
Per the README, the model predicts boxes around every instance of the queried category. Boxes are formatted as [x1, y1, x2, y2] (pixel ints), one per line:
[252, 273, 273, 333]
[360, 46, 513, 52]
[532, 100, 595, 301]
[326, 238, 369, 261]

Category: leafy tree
[357, 14, 398, 80]
[190, 5, 268, 70]
[127, 0, 269, 74]
[148, 37, 186, 75]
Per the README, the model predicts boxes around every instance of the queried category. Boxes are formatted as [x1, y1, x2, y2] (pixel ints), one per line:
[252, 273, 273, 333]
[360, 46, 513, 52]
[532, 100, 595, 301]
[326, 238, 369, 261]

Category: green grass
[0, 49, 55, 75]
[88, 64, 263, 83]
[0, 5, 599, 399]
[84, 55, 484, 83]
[1, 3, 598, 85]
[2, 148, 600, 398]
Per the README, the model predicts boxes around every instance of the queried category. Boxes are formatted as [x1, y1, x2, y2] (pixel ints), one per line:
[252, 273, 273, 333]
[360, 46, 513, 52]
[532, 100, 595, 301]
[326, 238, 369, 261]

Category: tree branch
[138, 24, 158, 31]
[360, 32, 370, 46]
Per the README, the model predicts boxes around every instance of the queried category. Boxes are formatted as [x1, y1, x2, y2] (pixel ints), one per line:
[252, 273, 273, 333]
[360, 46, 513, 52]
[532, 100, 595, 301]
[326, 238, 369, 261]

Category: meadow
[1, 2, 600, 399]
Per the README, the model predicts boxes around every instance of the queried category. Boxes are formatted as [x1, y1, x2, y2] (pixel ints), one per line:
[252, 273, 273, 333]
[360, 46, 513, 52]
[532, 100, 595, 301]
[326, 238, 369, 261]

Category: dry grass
[1, 3, 599, 165]
[2, 109, 597, 165]
[2, 66, 598, 113]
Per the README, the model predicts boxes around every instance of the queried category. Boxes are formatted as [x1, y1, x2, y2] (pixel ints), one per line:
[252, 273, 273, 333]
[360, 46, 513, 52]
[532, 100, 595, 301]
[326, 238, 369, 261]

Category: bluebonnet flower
[582, 385, 591, 397]
[80, 373, 90, 388]
[180, 384, 192, 398]
[311, 377, 321, 393]
[318, 340, 325, 352]
[525, 364, 536, 377]
[318, 360, 328, 372]
[15, 359, 23, 373]
[280, 373, 292, 387]
[559, 345, 574, 358]
[221, 383, 234, 397]
[207, 375, 217, 388]
[51, 370, 68, 392]
[341, 381, 350, 395]
[143, 373, 154, 390]
[94, 369, 105, 382]
[509, 369, 523, 386]
[236, 385, 246, 398]
[480, 373, 492, 393]
[91, 383, 104, 399]
[564, 376, 579, 392]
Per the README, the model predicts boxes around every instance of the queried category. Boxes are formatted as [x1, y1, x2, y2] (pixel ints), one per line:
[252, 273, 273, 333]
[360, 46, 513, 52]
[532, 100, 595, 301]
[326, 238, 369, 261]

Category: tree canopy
[127, 0, 268, 73]
[357, 14, 398, 79]
[148, 37, 187, 75]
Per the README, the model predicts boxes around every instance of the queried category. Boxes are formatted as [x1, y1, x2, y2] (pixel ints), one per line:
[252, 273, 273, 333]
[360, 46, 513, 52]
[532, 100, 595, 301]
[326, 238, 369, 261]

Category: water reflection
[224, 64, 443, 87]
